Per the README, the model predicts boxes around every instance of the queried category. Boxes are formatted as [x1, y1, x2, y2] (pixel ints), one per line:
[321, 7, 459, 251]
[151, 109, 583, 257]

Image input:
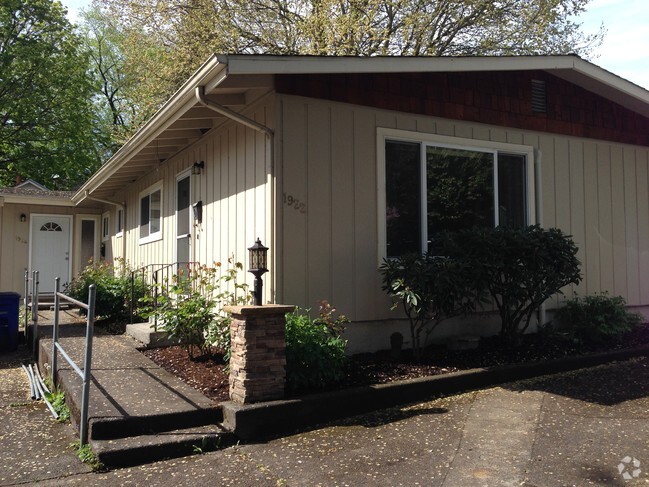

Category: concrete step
[126, 322, 178, 348]
[89, 407, 223, 440]
[90, 424, 237, 468]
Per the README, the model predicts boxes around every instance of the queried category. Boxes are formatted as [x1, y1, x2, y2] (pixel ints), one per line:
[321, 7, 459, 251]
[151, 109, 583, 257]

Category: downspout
[534, 148, 547, 328]
[195, 86, 277, 302]
[81, 191, 127, 264]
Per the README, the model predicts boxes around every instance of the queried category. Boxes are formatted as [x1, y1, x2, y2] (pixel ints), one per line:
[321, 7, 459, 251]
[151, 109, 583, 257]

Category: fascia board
[2, 195, 74, 206]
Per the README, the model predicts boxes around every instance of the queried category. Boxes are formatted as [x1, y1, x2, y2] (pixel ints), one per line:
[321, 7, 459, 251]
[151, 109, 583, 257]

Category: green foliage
[555, 293, 642, 345]
[0, 0, 106, 188]
[380, 252, 482, 361]
[71, 441, 104, 471]
[285, 301, 348, 392]
[65, 258, 149, 323]
[152, 260, 249, 360]
[45, 388, 70, 423]
[436, 225, 582, 343]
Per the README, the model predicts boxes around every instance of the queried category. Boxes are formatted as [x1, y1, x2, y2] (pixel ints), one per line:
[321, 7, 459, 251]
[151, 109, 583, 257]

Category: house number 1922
[283, 193, 306, 213]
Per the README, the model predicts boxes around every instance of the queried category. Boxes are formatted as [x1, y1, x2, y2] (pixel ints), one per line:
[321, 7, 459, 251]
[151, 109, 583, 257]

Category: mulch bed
[142, 323, 649, 403]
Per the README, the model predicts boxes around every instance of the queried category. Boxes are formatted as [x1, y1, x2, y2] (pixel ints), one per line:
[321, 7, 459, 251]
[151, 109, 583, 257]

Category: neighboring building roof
[15, 179, 50, 191]
[71, 54, 649, 205]
[0, 185, 75, 207]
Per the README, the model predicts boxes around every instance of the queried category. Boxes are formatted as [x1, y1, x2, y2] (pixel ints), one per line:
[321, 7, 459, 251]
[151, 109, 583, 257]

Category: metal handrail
[129, 261, 199, 328]
[51, 277, 96, 446]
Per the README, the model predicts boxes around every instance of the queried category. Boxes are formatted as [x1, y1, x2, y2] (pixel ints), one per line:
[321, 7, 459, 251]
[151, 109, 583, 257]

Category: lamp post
[248, 238, 268, 305]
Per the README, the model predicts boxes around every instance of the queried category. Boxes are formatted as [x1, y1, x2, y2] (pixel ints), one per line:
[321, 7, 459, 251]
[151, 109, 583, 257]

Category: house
[0, 180, 102, 296]
[3, 55, 649, 353]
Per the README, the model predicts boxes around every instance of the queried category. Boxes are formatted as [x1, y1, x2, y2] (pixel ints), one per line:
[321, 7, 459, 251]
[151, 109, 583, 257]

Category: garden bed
[142, 323, 649, 403]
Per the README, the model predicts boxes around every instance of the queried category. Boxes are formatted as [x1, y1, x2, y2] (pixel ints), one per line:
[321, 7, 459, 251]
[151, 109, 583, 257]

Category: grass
[71, 441, 104, 472]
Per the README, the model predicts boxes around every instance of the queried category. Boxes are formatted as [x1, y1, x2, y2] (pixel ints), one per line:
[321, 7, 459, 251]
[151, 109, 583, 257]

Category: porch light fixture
[248, 238, 268, 306]
[20, 213, 26, 222]
[192, 160, 205, 175]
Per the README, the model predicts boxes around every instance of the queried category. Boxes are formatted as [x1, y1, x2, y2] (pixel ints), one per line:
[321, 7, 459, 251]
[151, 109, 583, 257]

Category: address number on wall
[283, 193, 306, 214]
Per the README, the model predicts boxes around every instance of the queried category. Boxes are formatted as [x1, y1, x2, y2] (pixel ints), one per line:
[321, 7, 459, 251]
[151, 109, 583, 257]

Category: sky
[60, 0, 649, 90]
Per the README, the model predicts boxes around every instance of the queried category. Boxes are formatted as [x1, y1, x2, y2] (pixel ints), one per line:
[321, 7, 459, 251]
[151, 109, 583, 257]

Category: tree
[0, 0, 105, 189]
[80, 5, 139, 150]
[97, 0, 603, 130]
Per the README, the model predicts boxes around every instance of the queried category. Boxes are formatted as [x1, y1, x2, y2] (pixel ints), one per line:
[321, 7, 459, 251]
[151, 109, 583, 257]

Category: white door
[30, 215, 72, 293]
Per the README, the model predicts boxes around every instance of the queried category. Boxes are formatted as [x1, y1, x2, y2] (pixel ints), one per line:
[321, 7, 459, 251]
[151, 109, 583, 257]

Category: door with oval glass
[30, 215, 72, 293]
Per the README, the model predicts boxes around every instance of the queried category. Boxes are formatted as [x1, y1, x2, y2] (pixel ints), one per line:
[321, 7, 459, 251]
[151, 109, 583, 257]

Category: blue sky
[61, 0, 649, 90]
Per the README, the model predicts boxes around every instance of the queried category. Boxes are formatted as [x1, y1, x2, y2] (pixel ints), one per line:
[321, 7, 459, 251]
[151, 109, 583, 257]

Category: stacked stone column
[224, 305, 294, 404]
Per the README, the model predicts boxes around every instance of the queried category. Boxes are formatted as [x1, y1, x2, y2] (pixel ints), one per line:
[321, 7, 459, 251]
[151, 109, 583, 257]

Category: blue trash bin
[0, 292, 21, 353]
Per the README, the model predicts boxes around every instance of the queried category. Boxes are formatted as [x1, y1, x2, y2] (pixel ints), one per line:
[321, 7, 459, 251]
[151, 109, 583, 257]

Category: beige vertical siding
[110, 98, 273, 299]
[0, 204, 102, 294]
[279, 94, 649, 323]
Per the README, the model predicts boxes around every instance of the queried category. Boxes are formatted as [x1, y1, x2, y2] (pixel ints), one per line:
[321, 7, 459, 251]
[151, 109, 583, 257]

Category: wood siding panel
[277, 94, 649, 323]
[623, 147, 640, 304]
[306, 103, 333, 307]
[597, 144, 615, 294]
[637, 151, 649, 303]
[583, 140, 601, 295]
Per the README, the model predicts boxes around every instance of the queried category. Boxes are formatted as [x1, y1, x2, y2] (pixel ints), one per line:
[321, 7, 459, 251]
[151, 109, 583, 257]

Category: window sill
[139, 233, 162, 245]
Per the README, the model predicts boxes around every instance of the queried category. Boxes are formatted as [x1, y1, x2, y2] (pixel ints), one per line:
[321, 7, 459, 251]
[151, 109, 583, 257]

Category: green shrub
[435, 225, 582, 344]
[555, 293, 642, 345]
[285, 302, 348, 392]
[380, 252, 481, 361]
[65, 258, 149, 323]
[153, 260, 248, 360]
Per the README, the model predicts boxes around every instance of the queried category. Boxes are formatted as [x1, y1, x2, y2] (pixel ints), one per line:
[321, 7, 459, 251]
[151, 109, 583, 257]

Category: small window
[116, 208, 123, 238]
[40, 222, 62, 232]
[101, 213, 110, 241]
[139, 184, 162, 243]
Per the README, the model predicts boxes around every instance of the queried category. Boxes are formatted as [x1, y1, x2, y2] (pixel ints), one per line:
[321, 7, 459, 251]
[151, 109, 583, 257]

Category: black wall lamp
[192, 160, 205, 175]
[20, 213, 26, 222]
[248, 238, 268, 306]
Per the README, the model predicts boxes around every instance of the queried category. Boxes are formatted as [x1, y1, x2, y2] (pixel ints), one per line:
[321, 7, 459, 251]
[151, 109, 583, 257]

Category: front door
[176, 173, 191, 264]
[30, 215, 72, 293]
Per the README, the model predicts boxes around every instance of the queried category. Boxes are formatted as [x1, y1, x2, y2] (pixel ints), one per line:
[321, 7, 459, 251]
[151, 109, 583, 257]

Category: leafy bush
[152, 260, 248, 360]
[436, 225, 582, 343]
[380, 252, 481, 361]
[65, 258, 149, 322]
[285, 301, 348, 392]
[555, 293, 642, 345]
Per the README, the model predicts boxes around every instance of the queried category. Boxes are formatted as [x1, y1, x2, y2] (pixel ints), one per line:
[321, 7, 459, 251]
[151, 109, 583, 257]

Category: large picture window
[139, 184, 162, 243]
[381, 131, 534, 259]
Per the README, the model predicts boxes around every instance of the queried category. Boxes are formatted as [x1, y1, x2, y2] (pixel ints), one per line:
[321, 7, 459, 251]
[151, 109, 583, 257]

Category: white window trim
[115, 208, 124, 238]
[377, 127, 536, 264]
[175, 169, 193, 263]
[139, 182, 163, 245]
[101, 212, 110, 242]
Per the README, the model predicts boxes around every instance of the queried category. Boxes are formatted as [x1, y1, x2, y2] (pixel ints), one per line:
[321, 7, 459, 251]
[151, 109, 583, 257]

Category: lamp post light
[248, 238, 268, 306]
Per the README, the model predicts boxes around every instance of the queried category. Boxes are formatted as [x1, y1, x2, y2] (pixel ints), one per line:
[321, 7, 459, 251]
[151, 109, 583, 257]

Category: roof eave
[72, 55, 228, 205]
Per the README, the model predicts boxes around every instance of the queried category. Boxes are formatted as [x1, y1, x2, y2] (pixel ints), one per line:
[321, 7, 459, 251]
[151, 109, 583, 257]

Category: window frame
[101, 212, 110, 242]
[139, 182, 163, 245]
[115, 208, 124, 238]
[377, 128, 536, 263]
